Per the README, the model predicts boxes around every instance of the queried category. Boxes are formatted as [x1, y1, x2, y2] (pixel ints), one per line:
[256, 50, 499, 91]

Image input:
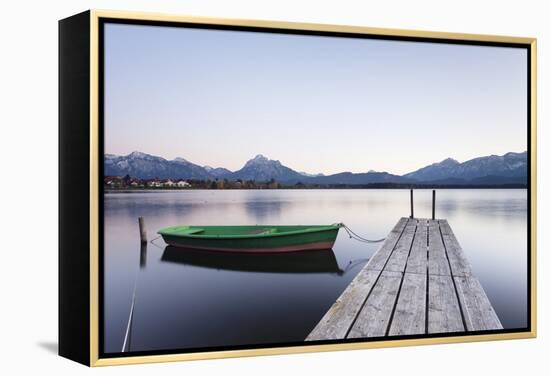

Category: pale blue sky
[104, 23, 527, 175]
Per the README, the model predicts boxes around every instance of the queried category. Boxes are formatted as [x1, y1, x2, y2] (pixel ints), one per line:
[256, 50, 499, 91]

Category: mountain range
[104, 151, 527, 186]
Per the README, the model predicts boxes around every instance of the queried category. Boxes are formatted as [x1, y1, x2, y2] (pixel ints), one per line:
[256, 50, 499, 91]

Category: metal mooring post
[410, 189, 414, 219]
[432, 190, 436, 220]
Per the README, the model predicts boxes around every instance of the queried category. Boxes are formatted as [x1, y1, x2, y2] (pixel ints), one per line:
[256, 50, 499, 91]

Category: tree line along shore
[104, 175, 526, 190]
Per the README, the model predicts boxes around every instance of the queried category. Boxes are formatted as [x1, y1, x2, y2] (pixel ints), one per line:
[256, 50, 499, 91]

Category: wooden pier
[307, 217, 502, 341]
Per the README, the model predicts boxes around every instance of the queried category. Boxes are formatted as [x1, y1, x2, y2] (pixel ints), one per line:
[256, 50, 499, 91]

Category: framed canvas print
[59, 10, 537, 366]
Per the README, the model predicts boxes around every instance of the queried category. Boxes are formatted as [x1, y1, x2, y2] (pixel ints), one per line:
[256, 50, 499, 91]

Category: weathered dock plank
[428, 275, 464, 333]
[439, 220, 472, 277]
[428, 220, 451, 276]
[347, 271, 402, 338]
[307, 269, 380, 340]
[388, 219, 428, 336]
[454, 276, 503, 330]
[389, 272, 427, 335]
[365, 217, 408, 271]
[406, 219, 428, 274]
[307, 218, 409, 340]
[383, 220, 417, 273]
[306, 217, 501, 341]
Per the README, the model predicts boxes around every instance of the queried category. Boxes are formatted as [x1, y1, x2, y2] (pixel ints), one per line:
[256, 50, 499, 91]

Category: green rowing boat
[157, 224, 341, 253]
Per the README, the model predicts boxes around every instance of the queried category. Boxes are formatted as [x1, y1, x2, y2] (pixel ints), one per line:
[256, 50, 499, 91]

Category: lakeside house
[148, 180, 163, 188]
[104, 176, 192, 189]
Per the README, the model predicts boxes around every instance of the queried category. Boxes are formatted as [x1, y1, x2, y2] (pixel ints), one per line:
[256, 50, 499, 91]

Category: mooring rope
[121, 236, 162, 352]
[121, 275, 137, 352]
[149, 235, 164, 249]
[335, 223, 386, 243]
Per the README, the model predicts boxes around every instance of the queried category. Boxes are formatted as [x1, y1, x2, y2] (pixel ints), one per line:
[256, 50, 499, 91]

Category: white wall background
[0, 0, 546, 374]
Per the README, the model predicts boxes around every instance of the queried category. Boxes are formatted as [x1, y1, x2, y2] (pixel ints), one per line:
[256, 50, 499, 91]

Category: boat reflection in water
[161, 246, 344, 275]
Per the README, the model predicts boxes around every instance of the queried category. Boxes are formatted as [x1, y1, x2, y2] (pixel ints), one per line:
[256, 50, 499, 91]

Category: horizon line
[104, 149, 528, 177]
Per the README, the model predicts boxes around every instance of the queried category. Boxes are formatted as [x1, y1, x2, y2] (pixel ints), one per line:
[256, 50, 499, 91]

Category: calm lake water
[103, 189, 527, 354]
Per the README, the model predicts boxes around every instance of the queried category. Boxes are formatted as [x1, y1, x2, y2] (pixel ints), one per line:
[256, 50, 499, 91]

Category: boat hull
[158, 225, 340, 253]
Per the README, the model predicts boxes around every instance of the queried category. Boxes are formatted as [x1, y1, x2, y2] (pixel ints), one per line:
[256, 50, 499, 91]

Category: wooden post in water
[409, 189, 414, 218]
[432, 189, 436, 220]
[140, 243, 147, 269]
[138, 217, 147, 244]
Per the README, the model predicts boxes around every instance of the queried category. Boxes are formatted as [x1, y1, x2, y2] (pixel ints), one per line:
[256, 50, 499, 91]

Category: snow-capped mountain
[231, 154, 304, 182]
[404, 152, 527, 182]
[104, 150, 528, 185]
[299, 171, 325, 178]
[104, 151, 212, 179]
[305, 171, 412, 185]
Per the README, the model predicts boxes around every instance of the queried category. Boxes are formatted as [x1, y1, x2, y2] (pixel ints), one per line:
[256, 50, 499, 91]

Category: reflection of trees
[104, 193, 201, 218]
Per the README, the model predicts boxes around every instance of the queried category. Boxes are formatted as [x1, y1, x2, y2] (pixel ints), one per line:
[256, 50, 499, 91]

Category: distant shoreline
[104, 185, 527, 193]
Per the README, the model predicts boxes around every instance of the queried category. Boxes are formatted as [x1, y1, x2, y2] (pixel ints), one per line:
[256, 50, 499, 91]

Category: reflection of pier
[307, 217, 502, 341]
[161, 246, 343, 275]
